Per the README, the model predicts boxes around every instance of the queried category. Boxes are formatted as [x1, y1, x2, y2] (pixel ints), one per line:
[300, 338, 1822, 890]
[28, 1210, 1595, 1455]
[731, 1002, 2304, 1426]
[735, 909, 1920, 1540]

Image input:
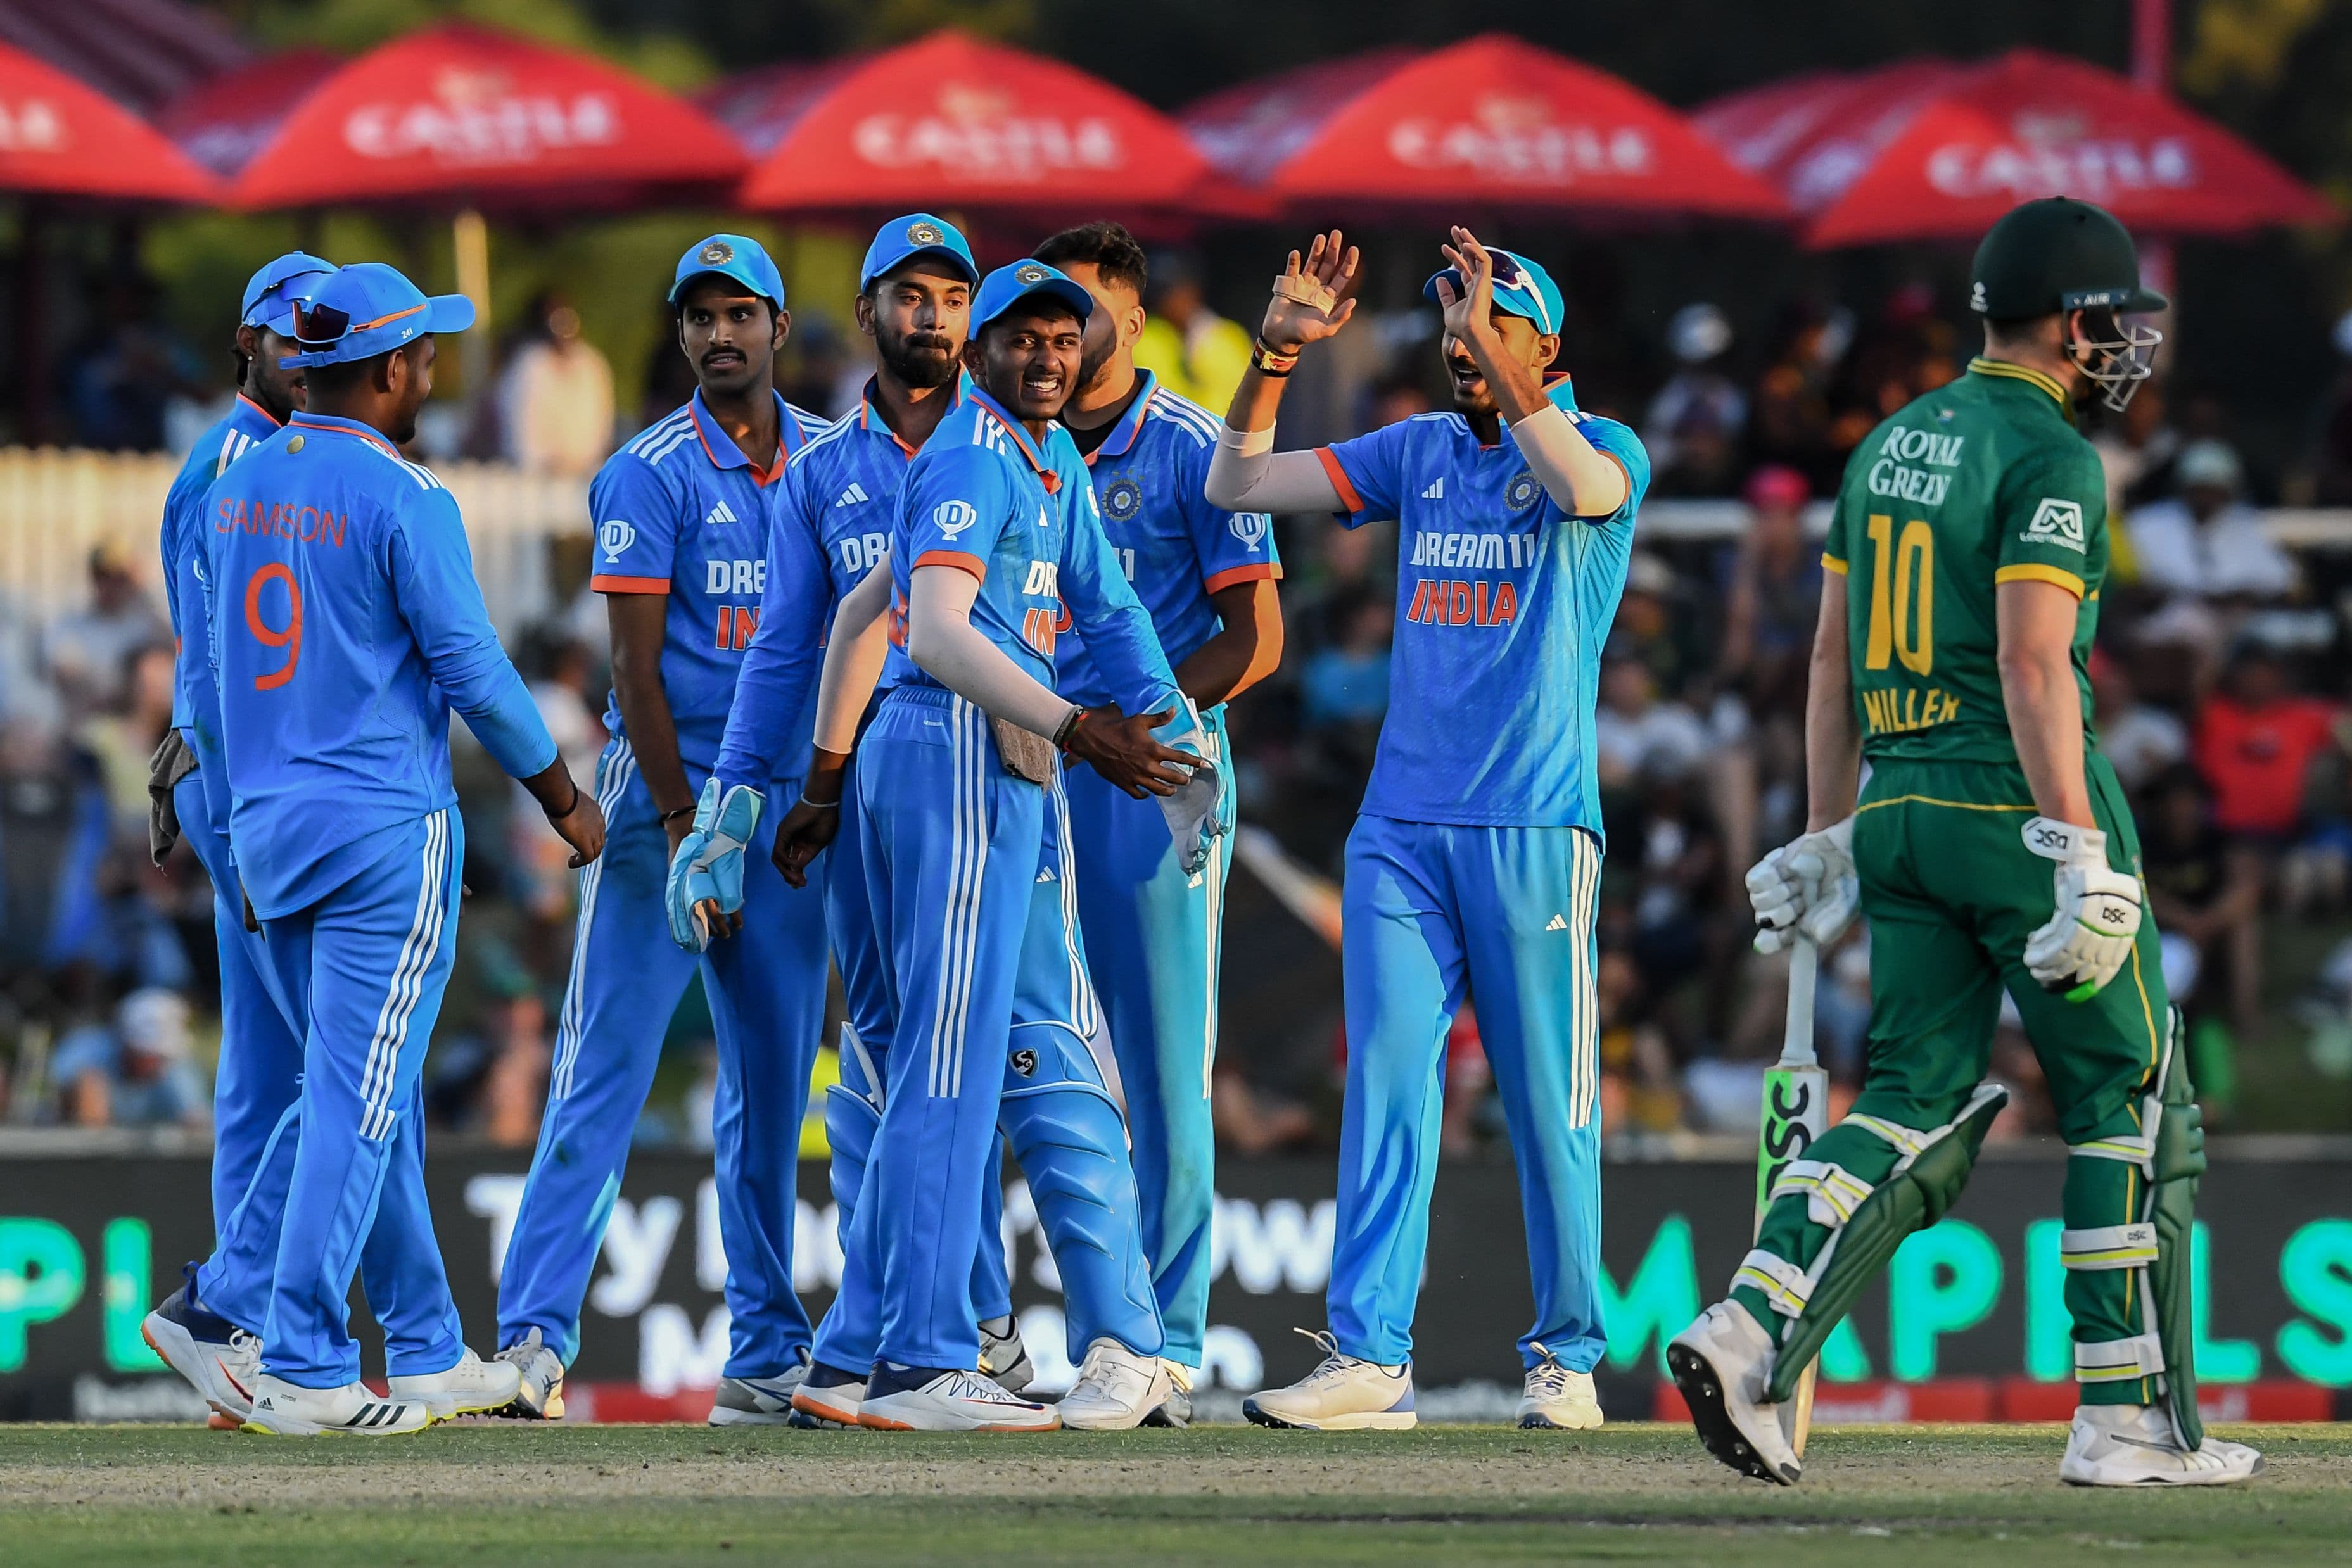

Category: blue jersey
[588, 388, 825, 776]
[1319, 376, 1649, 830]
[1055, 373, 1280, 709]
[163, 395, 282, 759]
[711, 381, 967, 790]
[204, 412, 556, 918]
[887, 385, 1180, 719]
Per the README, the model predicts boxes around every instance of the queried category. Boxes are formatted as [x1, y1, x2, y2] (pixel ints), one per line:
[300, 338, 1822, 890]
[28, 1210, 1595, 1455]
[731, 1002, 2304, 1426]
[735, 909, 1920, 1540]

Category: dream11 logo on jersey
[343, 66, 621, 168]
[1387, 93, 1654, 187]
[852, 82, 1124, 184]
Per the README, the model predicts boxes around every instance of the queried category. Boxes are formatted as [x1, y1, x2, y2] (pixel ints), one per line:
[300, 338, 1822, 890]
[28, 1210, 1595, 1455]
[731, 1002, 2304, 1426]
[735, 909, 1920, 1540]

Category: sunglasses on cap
[293, 299, 427, 346]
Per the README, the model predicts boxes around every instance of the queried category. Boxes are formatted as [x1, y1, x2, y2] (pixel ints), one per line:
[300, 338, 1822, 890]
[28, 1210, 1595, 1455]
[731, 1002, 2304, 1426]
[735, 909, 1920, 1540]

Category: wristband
[797, 790, 842, 812]
[1251, 339, 1300, 377]
[547, 781, 582, 821]
[1052, 705, 1085, 750]
[659, 804, 695, 826]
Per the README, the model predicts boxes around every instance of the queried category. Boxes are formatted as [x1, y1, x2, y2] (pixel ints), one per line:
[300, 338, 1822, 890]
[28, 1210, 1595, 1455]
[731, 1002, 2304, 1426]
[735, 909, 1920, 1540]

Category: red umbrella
[1182, 34, 1789, 219]
[0, 40, 217, 201]
[154, 47, 341, 182]
[1695, 49, 2334, 246]
[201, 22, 746, 210]
[720, 31, 1240, 218]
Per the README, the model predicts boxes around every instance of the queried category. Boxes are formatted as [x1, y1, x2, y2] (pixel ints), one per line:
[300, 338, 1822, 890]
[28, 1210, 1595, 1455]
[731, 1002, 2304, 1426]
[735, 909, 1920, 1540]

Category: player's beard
[877, 325, 962, 391]
[1073, 329, 1117, 400]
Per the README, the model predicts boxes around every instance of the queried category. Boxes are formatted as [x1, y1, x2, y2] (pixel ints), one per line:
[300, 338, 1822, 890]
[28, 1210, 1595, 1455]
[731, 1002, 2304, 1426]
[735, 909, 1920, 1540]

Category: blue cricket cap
[861, 213, 979, 292]
[670, 234, 785, 311]
[1423, 246, 1565, 336]
[241, 251, 337, 336]
[972, 260, 1092, 334]
[278, 262, 476, 369]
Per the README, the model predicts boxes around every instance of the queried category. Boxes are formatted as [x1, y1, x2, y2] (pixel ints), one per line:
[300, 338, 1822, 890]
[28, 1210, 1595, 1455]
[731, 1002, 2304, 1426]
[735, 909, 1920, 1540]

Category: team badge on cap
[1506, 470, 1542, 512]
[701, 241, 735, 265]
[907, 220, 943, 246]
[1102, 479, 1143, 522]
[1015, 263, 1049, 285]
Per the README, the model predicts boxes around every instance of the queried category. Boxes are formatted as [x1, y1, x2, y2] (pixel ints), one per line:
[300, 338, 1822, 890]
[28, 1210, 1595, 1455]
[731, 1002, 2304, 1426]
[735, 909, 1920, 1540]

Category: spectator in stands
[1717, 466, 1819, 722]
[42, 543, 167, 714]
[1748, 302, 1853, 495]
[77, 642, 175, 835]
[1298, 589, 1393, 740]
[2093, 651, 2189, 794]
[65, 275, 201, 452]
[1644, 303, 1746, 497]
[2092, 375, 2182, 522]
[499, 293, 616, 476]
[1133, 251, 1250, 413]
[51, 986, 205, 1129]
[2141, 762, 2263, 1074]
[1596, 947, 1681, 1135]
[2302, 310, 2352, 506]
[2129, 439, 2298, 604]
[1594, 656, 1708, 792]
[2193, 643, 2345, 844]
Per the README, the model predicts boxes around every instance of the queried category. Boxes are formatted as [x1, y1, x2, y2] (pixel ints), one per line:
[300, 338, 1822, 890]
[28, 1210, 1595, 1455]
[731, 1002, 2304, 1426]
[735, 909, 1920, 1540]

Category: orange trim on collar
[288, 414, 400, 457]
[235, 393, 285, 429]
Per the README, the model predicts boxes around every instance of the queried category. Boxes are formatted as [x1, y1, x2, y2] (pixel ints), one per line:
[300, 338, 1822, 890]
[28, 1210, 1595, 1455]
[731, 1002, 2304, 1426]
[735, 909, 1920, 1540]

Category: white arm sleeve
[906, 565, 1075, 738]
[1204, 423, 1345, 514]
[1508, 402, 1630, 519]
[810, 560, 894, 756]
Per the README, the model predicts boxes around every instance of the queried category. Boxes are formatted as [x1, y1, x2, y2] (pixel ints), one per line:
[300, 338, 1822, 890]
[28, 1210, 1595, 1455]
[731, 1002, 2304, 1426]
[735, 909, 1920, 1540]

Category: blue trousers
[178, 772, 442, 1367]
[817, 734, 1158, 1372]
[498, 737, 829, 1376]
[1064, 704, 1232, 1368]
[198, 809, 467, 1387]
[1329, 815, 1605, 1372]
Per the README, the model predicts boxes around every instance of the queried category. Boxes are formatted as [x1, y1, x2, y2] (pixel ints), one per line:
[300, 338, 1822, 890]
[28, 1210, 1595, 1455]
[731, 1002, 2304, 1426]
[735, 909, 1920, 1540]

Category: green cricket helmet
[1969, 198, 2166, 412]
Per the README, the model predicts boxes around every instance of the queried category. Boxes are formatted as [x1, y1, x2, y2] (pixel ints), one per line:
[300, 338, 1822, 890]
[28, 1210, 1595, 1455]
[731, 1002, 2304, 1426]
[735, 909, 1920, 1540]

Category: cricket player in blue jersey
[1208, 229, 1649, 1432]
[143, 253, 526, 1432]
[700, 215, 1038, 1409]
[493, 236, 830, 1427]
[768, 261, 1202, 1431]
[161, 262, 604, 1436]
[1029, 222, 1285, 1421]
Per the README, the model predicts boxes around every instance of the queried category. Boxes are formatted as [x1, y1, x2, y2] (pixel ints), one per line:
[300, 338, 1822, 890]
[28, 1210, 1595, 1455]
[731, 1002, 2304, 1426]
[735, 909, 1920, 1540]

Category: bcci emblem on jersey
[933, 498, 978, 540]
[1506, 470, 1542, 512]
[1102, 479, 1143, 522]
[2024, 496, 2087, 553]
[598, 517, 638, 562]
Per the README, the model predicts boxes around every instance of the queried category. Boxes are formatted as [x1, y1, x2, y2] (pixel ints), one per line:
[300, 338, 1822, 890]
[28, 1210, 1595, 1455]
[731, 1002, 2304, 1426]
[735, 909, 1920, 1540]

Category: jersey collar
[1080, 369, 1157, 466]
[1542, 370, 1579, 413]
[230, 393, 286, 438]
[964, 382, 1063, 493]
[287, 409, 404, 457]
[858, 372, 969, 460]
[1967, 357, 2075, 422]
[688, 387, 801, 484]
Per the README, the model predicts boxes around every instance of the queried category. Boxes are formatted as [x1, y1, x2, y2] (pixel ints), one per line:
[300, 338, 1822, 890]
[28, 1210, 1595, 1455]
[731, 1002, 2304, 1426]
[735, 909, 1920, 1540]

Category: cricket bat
[1756, 936, 1828, 1455]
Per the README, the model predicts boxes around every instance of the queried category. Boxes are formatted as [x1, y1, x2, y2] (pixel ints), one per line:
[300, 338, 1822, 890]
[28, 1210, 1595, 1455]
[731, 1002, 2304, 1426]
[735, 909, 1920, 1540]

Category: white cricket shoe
[1242, 1330, 1415, 1431]
[978, 1315, 1035, 1396]
[141, 1284, 262, 1421]
[1144, 1360, 1194, 1428]
[493, 1328, 565, 1420]
[242, 1374, 433, 1436]
[858, 1367, 1060, 1432]
[1667, 1300, 1803, 1484]
[387, 1348, 522, 1420]
[709, 1362, 810, 1427]
[1517, 1341, 1604, 1430]
[1058, 1339, 1176, 1431]
[2060, 1403, 2265, 1487]
[789, 1362, 867, 1429]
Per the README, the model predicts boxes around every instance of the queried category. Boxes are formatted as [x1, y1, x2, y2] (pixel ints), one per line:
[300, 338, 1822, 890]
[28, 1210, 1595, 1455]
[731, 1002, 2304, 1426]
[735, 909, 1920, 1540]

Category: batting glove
[664, 778, 764, 953]
[1153, 697, 1226, 878]
[2021, 816, 2142, 1001]
[1747, 816, 1859, 954]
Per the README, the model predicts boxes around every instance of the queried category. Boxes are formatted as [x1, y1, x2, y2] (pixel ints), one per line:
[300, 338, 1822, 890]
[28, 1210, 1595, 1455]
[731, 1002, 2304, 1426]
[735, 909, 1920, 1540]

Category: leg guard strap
[2059, 1223, 2159, 1270]
[2075, 1330, 2166, 1383]
[1771, 1160, 1873, 1227]
[1732, 1249, 1815, 1318]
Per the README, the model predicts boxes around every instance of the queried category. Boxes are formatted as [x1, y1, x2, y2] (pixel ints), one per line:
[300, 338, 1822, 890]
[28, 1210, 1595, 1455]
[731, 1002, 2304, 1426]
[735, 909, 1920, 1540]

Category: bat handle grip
[1781, 936, 1819, 1069]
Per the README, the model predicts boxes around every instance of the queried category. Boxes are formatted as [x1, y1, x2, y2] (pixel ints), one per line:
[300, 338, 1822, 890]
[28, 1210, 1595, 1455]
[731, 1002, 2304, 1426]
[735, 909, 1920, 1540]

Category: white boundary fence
[4, 447, 2350, 638]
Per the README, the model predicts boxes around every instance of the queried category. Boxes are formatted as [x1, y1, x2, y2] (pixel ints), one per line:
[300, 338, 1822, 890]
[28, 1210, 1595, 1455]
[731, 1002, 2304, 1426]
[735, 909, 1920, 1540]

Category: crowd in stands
[8, 267, 2352, 1153]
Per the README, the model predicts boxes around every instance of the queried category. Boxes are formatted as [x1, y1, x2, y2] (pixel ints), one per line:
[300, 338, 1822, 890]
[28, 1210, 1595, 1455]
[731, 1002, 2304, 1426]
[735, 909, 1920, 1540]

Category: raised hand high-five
[1431, 225, 1503, 356]
[1261, 229, 1363, 355]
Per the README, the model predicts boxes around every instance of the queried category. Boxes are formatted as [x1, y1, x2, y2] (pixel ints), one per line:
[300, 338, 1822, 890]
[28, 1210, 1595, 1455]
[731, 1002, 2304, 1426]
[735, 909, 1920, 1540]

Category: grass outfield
[1, 1422, 2346, 1566]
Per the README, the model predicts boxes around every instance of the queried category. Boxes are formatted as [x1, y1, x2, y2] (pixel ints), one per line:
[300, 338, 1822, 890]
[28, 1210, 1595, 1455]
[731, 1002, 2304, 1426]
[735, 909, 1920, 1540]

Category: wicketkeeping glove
[1152, 697, 1226, 878]
[2021, 816, 2142, 1001]
[665, 778, 764, 953]
[1746, 816, 1859, 954]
